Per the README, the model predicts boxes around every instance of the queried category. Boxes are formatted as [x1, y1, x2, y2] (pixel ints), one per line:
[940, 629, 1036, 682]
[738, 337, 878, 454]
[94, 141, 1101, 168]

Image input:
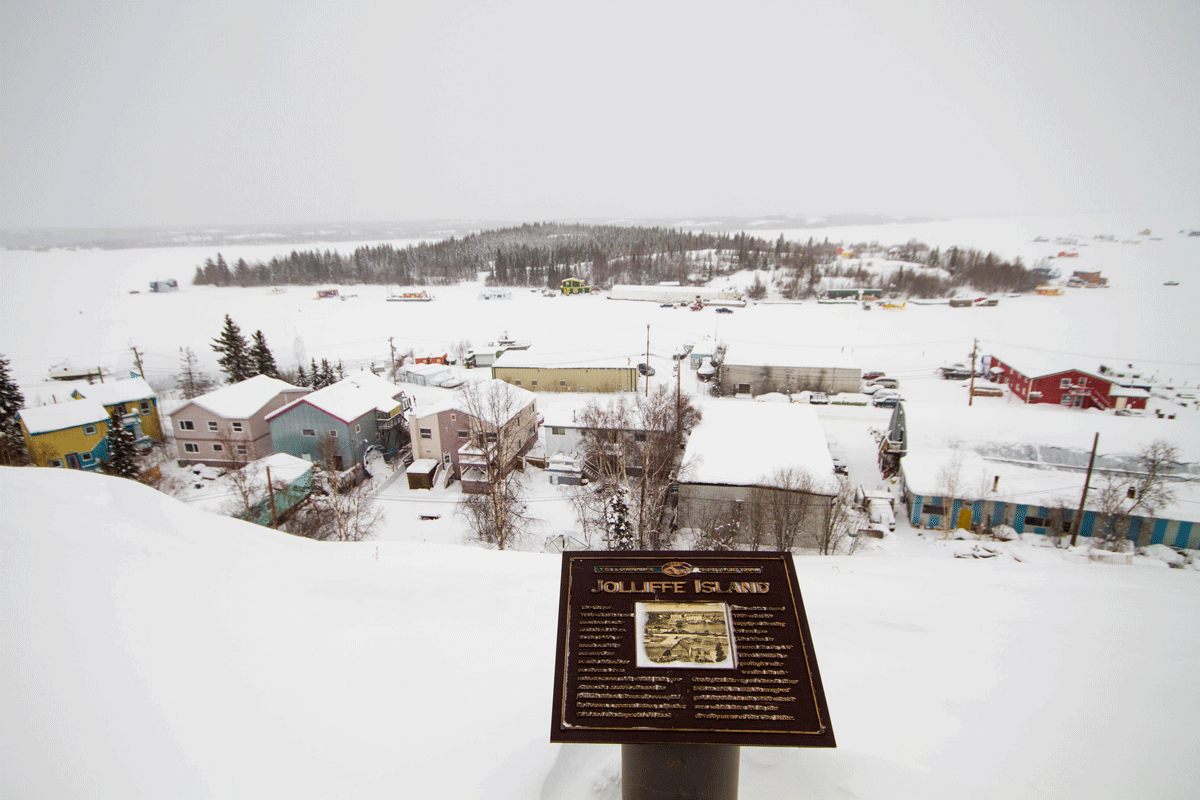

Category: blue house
[266, 372, 412, 471]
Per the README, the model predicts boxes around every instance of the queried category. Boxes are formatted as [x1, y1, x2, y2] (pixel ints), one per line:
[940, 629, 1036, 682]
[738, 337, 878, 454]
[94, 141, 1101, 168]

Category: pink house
[169, 375, 309, 466]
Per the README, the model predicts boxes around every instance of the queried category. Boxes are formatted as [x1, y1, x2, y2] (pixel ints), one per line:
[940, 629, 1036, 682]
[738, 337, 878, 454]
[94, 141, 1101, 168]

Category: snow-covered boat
[486, 331, 531, 350]
[388, 289, 433, 302]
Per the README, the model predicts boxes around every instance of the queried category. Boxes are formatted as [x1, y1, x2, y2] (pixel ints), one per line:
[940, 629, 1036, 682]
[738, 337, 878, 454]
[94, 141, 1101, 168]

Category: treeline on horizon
[190, 222, 1044, 297]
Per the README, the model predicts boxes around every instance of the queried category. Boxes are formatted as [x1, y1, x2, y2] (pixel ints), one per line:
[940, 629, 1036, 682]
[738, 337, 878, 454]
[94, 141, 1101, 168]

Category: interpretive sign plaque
[550, 551, 835, 747]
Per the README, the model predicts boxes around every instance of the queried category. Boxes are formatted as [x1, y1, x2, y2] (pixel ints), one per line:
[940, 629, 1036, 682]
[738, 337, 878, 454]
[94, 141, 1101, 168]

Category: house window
[458, 430, 469, 439]
[514, 379, 521, 386]
[236, 444, 248, 455]
[922, 504, 946, 516]
[329, 430, 338, 438]
[559, 380, 567, 388]
[451, 413, 456, 421]
[140, 400, 151, 415]
[531, 381, 538, 387]
[551, 426, 565, 436]
[302, 429, 316, 437]
[1079, 377, 1087, 386]
[1060, 378, 1071, 389]
[355, 424, 361, 434]
[738, 383, 751, 394]
[212, 443, 224, 452]
[80, 453, 93, 464]
[634, 432, 647, 442]
[1024, 516, 1051, 528]
[49, 458, 62, 468]
[420, 428, 432, 439]
[115, 403, 127, 414]
[486, 432, 498, 443]
[232, 421, 243, 432]
[183, 443, 200, 453]
[83, 425, 96, 436]
[208, 421, 219, 431]
[179, 420, 195, 431]
[1060, 395, 1071, 405]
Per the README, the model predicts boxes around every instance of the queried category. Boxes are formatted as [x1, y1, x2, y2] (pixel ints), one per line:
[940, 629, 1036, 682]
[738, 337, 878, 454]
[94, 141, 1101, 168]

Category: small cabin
[560, 278, 592, 295]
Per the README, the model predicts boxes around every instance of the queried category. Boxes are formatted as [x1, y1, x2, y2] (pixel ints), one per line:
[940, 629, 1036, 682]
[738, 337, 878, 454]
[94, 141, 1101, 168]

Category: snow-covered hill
[3, 466, 1198, 798]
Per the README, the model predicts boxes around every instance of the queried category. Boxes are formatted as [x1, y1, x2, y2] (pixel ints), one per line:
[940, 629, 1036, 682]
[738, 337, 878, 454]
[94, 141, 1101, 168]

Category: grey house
[717, 345, 861, 397]
[266, 372, 412, 471]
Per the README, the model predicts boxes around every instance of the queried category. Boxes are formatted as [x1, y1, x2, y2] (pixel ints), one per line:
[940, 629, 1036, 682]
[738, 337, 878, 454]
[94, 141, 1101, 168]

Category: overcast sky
[2, 0, 1197, 229]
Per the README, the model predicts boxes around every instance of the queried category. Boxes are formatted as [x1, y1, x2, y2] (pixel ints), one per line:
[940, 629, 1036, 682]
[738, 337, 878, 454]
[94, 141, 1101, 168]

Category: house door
[1072, 395, 1084, 408]
[65, 453, 80, 469]
[957, 507, 973, 530]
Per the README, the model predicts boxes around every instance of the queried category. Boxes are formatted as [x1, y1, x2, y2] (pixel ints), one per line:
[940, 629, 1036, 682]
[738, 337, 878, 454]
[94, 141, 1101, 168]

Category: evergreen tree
[296, 363, 309, 387]
[337, 360, 345, 380]
[605, 488, 636, 550]
[0, 353, 29, 466]
[310, 358, 323, 388]
[319, 358, 335, 388]
[211, 315, 253, 384]
[102, 408, 140, 480]
[248, 330, 278, 378]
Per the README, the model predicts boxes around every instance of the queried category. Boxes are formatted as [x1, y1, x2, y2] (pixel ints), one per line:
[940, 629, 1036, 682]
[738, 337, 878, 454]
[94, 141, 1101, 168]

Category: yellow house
[18, 398, 111, 470]
[560, 278, 593, 295]
[72, 377, 163, 444]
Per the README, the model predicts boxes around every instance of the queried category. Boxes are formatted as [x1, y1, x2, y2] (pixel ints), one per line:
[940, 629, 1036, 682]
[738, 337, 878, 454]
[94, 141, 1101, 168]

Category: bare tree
[454, 379, 537, 550]
[176, 346, 216, 400]
[577, 386, 702, 549]
[936, 448, 966, 536]
[1090, 440, 1180, 551]
[752, 467, 818, 551]
[814, 478, 858, 555]
[288, 477, 383, 542]
[452, 338, 472, 364]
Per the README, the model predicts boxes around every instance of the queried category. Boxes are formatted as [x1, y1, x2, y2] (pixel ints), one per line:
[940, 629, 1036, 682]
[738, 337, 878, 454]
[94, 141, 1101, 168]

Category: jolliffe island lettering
[591, 580, 770, 594]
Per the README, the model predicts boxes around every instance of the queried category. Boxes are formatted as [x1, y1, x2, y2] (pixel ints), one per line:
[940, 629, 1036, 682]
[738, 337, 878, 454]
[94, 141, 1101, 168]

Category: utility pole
[968, 338, 978, 406]
[266, 466, 279, 529]
[130, 345, 146, 380]
[645, 325, 650, 397]
[1069, 432, 1099, 547]
[388, 337, 397, 382]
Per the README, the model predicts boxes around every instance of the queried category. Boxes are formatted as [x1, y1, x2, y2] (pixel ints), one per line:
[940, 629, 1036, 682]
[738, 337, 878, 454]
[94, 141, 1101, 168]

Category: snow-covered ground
[3, 213, 1200, 797]
[3, 467, 1199, 799]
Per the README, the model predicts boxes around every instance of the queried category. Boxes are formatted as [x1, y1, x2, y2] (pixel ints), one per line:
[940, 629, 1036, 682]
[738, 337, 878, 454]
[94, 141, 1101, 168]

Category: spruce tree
[102, 408, 140, 480]
[605, 488, 636, 550]
[296, 363, 309, 387]
[0, 353, 29, 466]
[249, 330, 278, 378]
[211, 315, 252, 384]
[319, 358, 335, 388]
[310, 358, 321, 388]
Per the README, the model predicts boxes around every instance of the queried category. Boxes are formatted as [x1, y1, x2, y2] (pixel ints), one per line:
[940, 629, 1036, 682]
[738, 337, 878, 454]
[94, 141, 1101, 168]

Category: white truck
[855, 486, 896, 533]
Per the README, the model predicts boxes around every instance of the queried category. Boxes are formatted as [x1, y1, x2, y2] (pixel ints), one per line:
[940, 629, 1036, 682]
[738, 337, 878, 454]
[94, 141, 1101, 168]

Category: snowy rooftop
[991, 345, 1106, 381]
[72, 378, 156, 405]
[721, 343, 862, 370]
[903, 445, 1200, 522]
[683, 400, 837, 493]
[406, 379, 535, 427]
[491, 348, 640, 370]
[267, 371, 406, 424]
[173, 375, 308, 419]
[900, 399, 1200, 464]
[18, 398, 110, 434]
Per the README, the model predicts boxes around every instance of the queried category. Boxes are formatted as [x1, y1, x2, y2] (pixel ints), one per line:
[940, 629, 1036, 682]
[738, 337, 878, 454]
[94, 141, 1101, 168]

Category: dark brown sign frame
[550, 551, 835, 747]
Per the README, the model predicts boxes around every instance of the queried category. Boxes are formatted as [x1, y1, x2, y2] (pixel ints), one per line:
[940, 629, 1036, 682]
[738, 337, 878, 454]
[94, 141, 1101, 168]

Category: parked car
[638, 362, 656, 376]
[863, 371, 885, 381]
[861, 383, 883, 395]
[869, 377, 899, 389]
[809, 391, 830, 404]
[872, 390, 900, 407]
[715, 307, 734, 314]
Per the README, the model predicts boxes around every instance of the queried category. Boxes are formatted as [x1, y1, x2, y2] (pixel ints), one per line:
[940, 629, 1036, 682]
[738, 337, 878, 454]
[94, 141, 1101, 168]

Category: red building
[987, 355, 1148, 412]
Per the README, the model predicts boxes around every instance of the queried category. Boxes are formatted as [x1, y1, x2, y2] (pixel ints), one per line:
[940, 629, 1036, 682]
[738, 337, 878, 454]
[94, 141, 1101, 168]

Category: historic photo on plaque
[635, 602, 737, 669]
